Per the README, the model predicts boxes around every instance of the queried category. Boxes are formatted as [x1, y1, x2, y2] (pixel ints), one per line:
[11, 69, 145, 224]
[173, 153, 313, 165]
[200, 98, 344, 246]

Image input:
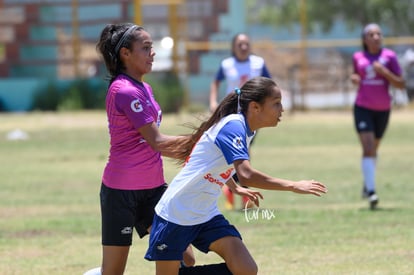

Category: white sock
[83, 267, 101, 275]
[362, 157, 376, 193]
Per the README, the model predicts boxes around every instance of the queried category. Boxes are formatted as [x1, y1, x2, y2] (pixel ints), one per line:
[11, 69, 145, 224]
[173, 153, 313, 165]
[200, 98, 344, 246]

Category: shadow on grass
[358, 206, 402, 212]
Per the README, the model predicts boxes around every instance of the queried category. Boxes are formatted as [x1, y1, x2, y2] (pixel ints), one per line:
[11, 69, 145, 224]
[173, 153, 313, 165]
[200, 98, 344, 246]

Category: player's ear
[248, 101, 261, 113]
[119, 47, 130, 59]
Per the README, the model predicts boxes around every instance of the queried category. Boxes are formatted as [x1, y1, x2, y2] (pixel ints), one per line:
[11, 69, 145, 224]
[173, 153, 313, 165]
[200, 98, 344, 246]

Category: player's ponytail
[168, 77, 278, 165]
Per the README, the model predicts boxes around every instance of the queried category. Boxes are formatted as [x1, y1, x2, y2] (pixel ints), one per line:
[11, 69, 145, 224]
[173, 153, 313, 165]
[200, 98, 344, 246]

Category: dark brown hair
[96, 23, 144, 83]
[170, 76, 278, 164]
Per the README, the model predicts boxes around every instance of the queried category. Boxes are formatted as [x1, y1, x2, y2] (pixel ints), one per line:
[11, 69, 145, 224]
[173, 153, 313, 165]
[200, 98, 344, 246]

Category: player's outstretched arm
[233, 159, 327, 197]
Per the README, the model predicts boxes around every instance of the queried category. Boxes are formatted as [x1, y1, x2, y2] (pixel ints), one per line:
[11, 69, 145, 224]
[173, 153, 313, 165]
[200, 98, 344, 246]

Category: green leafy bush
[145, 71, 184, 113]
[32, 80, 62, 111]
[32, 72, 184, 112]
[32, 78, 106, 111]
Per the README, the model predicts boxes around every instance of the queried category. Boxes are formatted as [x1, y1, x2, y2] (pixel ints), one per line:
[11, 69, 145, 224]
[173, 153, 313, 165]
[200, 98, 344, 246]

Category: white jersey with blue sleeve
[155, 114, 256, 225]
[215, 54, 271, 95]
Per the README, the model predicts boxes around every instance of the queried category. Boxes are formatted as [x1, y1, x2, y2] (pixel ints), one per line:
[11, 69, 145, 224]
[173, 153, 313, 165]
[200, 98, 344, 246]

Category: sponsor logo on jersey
[220, 167, 234, 180]
[156, 110, 162, 127]
[204, 173, 224, 187]
[232, 136, 243, 150]
[131, 99, 143, 112]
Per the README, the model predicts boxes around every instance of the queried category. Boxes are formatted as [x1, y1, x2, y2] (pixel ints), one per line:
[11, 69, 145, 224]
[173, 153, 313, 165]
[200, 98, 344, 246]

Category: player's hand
[350, 74, 361, 86]
[293, 180, 327, 197]
[372, 61, 389, 76]
[233, 186, 263, 207]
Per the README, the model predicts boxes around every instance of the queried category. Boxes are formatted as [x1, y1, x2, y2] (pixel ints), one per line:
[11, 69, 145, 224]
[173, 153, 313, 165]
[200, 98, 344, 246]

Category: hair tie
[235, 88, 242, 113]
[115, 25, 139, 56]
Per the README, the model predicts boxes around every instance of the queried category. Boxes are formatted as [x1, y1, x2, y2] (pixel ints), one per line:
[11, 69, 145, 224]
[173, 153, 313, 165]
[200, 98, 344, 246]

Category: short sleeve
[215, 65, 225, 82]
[214, 120, 249, 165]
[115, 86, 155, 129]
[388, 52, 402, 76]
[352, 52, 358, 74]
[261, 64, 271, 78]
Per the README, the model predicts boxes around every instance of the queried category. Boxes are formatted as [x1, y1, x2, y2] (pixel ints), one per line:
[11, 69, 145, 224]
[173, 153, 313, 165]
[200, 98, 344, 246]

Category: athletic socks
[179, 263, 232, 275]
[362, 157, 376, 193]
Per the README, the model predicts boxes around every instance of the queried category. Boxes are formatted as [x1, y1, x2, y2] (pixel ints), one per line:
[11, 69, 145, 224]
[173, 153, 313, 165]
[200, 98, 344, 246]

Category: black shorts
[100, 182, 167, 246]
[353, 104, 390, 139]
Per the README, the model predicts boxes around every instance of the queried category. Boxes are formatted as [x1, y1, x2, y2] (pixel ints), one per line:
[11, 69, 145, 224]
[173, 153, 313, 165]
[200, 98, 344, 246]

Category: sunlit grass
[0, 109, 413, 274]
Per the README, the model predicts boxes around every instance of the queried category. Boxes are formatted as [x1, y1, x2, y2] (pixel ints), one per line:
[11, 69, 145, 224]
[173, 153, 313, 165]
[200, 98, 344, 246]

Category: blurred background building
[0, 0, 412, 111]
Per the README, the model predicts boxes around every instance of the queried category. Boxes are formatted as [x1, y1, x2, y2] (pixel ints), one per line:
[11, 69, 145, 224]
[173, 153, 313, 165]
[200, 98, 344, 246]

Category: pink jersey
[102, 74, 165, 190]
[353, 48, 402, 111]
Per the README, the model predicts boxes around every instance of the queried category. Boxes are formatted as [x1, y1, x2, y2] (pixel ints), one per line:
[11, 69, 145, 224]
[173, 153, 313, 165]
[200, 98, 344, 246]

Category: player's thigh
[358, 131, 377, 155]
[209, 236, 257, 275]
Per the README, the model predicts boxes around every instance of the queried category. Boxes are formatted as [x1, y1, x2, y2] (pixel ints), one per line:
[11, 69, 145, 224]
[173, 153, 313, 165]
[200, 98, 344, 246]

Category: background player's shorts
[145, 214, 241, 261]
[100, 182, 167, 246]
[354, 104, 390, 139]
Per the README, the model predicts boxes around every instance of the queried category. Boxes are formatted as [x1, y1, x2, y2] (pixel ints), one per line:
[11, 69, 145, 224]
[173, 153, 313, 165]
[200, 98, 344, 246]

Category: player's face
[364, 27, 382, 54]
[257, 86, 284, 128]
[122, 30, 155, 80]
[233, 34, 251, 61]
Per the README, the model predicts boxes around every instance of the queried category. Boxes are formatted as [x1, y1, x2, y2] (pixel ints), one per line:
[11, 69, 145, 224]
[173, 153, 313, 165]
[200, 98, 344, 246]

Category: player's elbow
[146, 136, 165, 152]
[236, 171, 254, 186]
[147, 141, 161, 152]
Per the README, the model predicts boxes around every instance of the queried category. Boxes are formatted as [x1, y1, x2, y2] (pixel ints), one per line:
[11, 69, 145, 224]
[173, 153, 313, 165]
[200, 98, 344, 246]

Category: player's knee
[183, 257, 195, 267]
[228, 261, 258, 275]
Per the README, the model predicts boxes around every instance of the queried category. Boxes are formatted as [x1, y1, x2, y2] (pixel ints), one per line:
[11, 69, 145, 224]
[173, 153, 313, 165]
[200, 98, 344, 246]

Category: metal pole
[134, 0, 143, 25]
[179, 0, 189, 108]
[71, 0, 80, 77]
[299, 0, 308, 110]
[168, 3, 178, 74]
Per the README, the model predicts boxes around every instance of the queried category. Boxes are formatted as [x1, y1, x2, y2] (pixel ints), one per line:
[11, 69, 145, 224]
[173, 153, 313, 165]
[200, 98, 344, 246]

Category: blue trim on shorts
[145, 214, 241, 261]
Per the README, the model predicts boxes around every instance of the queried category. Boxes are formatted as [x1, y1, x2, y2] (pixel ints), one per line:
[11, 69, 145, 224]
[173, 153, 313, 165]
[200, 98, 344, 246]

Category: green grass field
[0, 108, 413, 274]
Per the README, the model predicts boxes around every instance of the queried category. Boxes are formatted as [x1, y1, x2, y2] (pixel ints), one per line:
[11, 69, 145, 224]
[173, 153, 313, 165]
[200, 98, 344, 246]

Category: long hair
[170, 77, 278, 165]
[96, 23, 144, 83]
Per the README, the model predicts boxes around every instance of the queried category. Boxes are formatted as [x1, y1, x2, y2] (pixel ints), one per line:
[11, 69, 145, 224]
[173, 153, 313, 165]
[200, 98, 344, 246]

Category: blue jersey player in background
[210, 33, 272, 210]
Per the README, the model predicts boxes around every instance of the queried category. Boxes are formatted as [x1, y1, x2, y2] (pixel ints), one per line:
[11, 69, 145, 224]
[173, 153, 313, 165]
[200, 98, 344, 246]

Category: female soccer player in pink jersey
[85, 23, 194, 275]
[351, 23, 405, 210]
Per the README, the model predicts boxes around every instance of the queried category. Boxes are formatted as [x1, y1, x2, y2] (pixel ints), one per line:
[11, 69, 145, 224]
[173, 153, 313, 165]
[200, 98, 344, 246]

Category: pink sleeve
[115, 86, 155, 130]
[387, 51, 402, 76]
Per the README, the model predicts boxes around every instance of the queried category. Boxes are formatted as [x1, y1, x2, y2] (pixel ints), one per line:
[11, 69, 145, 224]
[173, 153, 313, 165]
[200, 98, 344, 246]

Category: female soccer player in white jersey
[145, 76, 327, 275]
[210, 33, 272, 210]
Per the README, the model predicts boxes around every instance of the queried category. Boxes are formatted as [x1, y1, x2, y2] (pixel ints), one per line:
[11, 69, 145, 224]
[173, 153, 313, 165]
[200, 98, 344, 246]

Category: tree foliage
[247, 0, 414, 36]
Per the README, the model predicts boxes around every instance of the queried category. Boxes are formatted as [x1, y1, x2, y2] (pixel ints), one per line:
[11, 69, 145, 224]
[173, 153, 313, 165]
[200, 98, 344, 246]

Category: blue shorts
[353, 104, 390, 139]
[145, 214, 241, 261]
